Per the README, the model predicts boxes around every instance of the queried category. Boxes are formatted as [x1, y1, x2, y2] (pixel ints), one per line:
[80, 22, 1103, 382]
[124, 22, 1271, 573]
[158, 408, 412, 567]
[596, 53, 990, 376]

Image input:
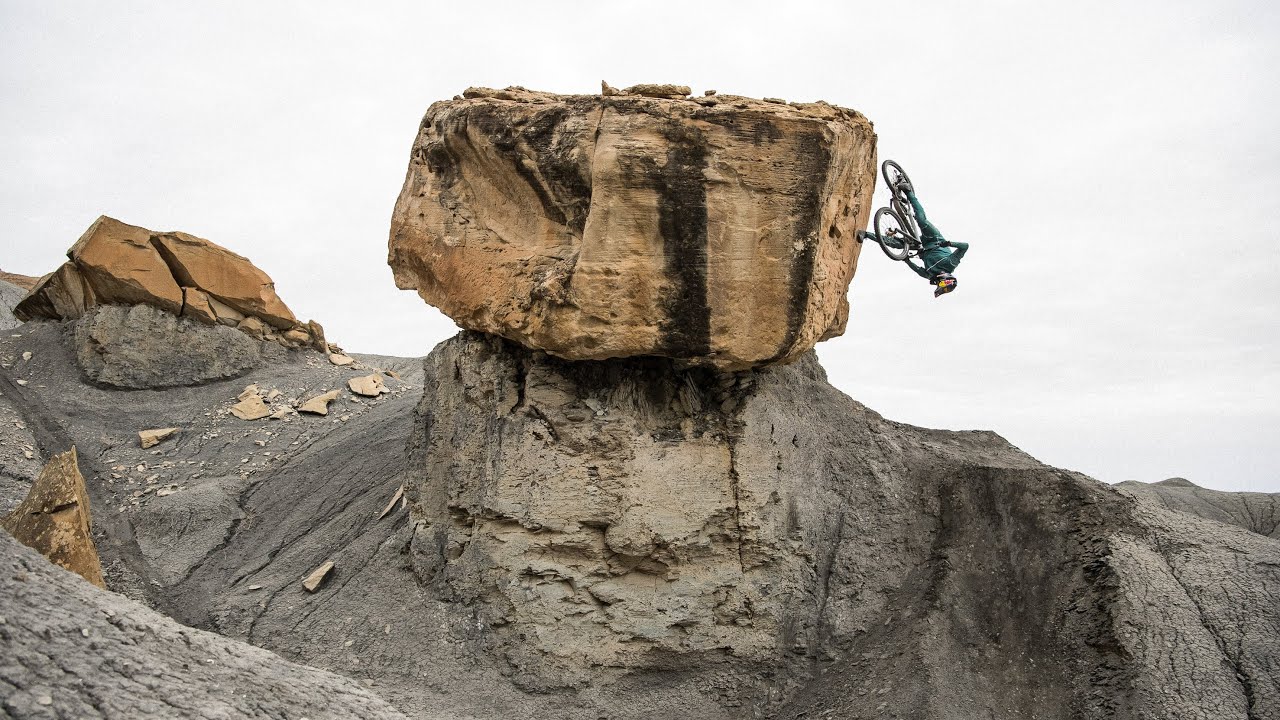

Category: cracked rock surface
[1118, 477, 1280, 539]
[389, 87, 877, 370]
[410, 332, 1280, 718]
[0, 531, 409, 720]
[1, 314, 1277, 719]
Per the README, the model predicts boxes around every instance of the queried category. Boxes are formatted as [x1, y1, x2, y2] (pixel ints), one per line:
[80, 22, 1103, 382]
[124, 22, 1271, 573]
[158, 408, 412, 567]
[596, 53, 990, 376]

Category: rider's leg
[907, 191, 943, 238]
[859, 231, 906, 250]
[907, 191, 929, 224]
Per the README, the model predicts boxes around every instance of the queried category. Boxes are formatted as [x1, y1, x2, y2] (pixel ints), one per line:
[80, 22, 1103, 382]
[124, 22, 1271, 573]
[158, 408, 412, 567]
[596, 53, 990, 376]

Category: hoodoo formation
[389, 85, 877, 370]
[0, 84, 1276, 720]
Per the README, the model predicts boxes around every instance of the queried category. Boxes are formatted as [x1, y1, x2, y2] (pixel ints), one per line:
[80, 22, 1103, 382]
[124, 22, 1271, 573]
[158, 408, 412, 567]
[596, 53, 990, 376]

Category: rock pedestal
[389, 87, 877, 370]
[407, 332, 1280, 715]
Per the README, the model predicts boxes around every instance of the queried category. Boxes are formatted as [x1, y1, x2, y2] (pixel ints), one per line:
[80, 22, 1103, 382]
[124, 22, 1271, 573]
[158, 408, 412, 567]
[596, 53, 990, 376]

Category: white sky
[2, 1, 1277, 491]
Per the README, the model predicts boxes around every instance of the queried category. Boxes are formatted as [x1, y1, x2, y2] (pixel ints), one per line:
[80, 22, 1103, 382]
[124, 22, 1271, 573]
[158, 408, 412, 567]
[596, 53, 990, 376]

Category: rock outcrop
[1, 279, 27, 331]
[1118, 477, 1280, 539]
[74, 304, 283, 389]
[1, 447, 104, 588]
[14, 216, 323, 351]
[389, 86, 876, 370]
[407, 332, 1280, 716]
[1, 269, 40, 291]
[0, 531, 411, 720]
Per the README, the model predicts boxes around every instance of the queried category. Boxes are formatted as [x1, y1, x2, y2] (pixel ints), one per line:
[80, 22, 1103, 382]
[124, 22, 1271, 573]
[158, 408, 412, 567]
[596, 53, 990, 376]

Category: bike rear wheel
[873, 207, 914, 261]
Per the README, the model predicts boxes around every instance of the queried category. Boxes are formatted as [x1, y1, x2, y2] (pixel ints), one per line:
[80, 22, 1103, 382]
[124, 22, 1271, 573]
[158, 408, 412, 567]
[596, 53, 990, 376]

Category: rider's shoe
[856, 230, 870, 243]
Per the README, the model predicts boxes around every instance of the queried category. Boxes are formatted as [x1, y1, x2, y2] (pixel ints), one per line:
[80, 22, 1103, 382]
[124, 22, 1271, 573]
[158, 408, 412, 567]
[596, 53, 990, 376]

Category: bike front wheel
[873, 207, 915, 261]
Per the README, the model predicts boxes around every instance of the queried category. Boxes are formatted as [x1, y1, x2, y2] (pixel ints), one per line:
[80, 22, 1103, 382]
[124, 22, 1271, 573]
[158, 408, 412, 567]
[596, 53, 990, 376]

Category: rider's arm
[905, 258, 931, 279]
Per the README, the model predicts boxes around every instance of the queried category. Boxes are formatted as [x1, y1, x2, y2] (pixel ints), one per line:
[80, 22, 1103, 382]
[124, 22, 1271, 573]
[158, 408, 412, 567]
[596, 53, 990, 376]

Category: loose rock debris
[138, 427, 180, 448]
[302, 561, 335, 592]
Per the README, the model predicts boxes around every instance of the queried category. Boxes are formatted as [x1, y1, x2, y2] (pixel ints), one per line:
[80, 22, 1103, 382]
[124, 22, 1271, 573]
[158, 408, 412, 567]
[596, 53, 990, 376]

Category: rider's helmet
[932, 274, 957, 297]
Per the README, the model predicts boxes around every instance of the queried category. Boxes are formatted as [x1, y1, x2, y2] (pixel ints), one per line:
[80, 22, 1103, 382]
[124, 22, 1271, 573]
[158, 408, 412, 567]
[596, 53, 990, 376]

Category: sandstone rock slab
[1, 447, 104, 588]
[389, 87, 877, 370]
[152, 231, 298, 329]
[298, 389, 342, 415]
[138, 427, 180, 448]
[68, 216, 184, 314]
[349, 372, 389, 397]
[13, 215, 324, 353]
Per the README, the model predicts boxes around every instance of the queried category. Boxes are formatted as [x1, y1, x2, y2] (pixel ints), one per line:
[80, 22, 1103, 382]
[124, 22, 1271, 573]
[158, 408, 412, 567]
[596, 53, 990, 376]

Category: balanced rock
[1, 447, 105, 588]
[14, 215, 320, 350]
[389, 86, 877, 370]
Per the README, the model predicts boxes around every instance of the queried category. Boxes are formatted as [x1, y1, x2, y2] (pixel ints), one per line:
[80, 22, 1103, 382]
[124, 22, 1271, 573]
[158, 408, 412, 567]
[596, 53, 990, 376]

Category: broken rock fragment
[328, 353, 354, 367]
[1, 448, 105, 588]
[348, 373, 389, 397]
[298, 390, 342, 416]
[231, 388, 270, 421]
[302, 561, 334, 592]
[139, 427, 180, 449]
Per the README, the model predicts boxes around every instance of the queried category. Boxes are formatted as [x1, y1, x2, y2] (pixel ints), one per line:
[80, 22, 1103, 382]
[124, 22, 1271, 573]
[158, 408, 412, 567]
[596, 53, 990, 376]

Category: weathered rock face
[1, 279, 27, 331]
[1, 447, 104, 588]
[74, 304, 282, 389]
[14, 215, 320, 350]
[389, 87, 876, 370]
[0, 532, 410, 720]
[408, 332, 1280, 716]
[0, 269, 39, 291]
[1118, 477, 1279, 539]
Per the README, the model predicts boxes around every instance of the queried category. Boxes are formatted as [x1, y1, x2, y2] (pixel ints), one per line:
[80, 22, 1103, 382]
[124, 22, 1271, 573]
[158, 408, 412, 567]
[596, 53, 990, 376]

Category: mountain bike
[871, 160, 922, 262]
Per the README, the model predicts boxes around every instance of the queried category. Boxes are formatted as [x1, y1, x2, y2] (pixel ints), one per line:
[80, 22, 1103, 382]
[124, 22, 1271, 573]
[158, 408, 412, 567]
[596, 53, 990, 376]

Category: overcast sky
[2, 1, 1277, 492]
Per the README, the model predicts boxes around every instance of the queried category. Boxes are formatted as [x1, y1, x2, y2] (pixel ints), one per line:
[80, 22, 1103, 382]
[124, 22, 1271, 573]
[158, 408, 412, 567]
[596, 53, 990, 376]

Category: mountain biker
[859, 186, 968, 297]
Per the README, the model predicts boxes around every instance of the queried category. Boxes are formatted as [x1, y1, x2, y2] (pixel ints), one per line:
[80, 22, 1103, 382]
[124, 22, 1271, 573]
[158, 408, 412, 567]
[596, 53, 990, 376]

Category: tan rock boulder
[139, 427, 180, 448]
[298, 389, 342, 416]
[1, 447, 105, 588]
[69, 216, 184, 314]
[13, 262, 96, 321]
[348, 373, 389, 397]
[389, 87, 877, 370]
[181, 287, 218, 325]
[13, 216, 321, 350]
[151, 232, 298, 329]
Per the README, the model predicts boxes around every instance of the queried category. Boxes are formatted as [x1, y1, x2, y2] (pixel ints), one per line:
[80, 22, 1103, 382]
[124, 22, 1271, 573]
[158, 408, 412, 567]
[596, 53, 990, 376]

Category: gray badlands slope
[2, 310, 1278, 719]
[0, 531, 408, 720]
[1118, 478, 1280, 540]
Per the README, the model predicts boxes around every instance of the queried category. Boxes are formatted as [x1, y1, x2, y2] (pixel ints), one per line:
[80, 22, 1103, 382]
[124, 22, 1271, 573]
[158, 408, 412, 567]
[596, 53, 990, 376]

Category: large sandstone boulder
[389, 86, 877, 370]
[1, 447, 104, 588]
[14, 215, 321, 350]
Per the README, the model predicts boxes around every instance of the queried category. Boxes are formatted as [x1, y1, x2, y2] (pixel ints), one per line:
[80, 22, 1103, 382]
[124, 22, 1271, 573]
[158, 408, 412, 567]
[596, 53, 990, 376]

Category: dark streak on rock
[763, 129, 829, 363]
[654, 122, 711, 358]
